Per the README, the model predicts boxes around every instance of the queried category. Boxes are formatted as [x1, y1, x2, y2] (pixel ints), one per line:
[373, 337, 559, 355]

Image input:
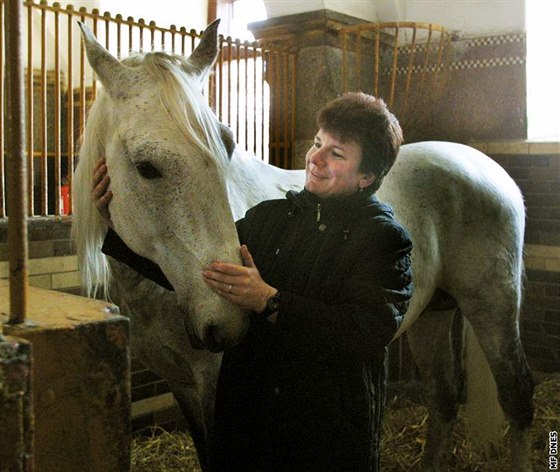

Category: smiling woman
[305, 131, 374, 197]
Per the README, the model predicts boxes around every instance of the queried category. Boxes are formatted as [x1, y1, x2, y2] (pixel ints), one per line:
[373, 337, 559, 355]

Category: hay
[131, 427, 201, 472]
[131, 377, 560, 471]
[381, 376, 560, 470]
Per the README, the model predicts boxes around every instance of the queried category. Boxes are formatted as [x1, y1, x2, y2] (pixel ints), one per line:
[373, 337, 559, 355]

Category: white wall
[264, 0, 379, 22]
[25, 1, 209, 82]
[263, 0, 526, 35]
[97, 0, 208, 31]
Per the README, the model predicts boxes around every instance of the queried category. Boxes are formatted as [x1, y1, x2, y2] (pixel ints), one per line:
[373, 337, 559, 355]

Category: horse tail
[463, 317, 506, 453]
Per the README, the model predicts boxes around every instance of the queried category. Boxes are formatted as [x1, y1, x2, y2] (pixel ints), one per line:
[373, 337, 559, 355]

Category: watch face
[268, 294, 280, 312]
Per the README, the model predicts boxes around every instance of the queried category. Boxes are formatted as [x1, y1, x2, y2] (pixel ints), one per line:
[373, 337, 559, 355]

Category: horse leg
[406, 308, 462, 472]
[459, 298, 534, 472]
[170, 380, 216, 472]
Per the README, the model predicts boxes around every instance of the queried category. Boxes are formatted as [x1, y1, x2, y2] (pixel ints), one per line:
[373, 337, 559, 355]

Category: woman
[93, 92, 412, 472]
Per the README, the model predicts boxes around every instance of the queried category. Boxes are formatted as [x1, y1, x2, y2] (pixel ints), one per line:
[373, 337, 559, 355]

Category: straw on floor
[131, 376, 559, 471]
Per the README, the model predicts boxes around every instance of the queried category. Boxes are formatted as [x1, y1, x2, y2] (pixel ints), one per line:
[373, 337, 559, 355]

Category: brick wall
[0, 218, 79, 293]
[470, 141, 560, 372]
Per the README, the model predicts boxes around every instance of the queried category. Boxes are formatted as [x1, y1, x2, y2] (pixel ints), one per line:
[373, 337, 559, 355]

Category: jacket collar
[286, 188, 394, 221]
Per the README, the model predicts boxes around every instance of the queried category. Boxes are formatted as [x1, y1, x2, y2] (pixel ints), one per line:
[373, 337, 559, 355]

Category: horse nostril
[204, 324, 225, 353]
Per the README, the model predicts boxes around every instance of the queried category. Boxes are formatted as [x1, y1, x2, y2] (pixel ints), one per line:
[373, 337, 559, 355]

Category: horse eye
[136, 161, 162, 179]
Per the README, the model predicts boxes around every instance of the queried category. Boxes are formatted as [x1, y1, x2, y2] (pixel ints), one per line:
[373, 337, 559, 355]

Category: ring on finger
[228, 284, 233, 293]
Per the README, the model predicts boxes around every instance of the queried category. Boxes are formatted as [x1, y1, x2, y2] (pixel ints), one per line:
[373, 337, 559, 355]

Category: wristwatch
[258, 291, 281, 319]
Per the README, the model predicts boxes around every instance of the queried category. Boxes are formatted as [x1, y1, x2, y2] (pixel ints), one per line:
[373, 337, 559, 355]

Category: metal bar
[355, 30, 362, 91]
[261, 46, 266, 160]
[180, 26, 186, 55]
[418, 24, 434, 109]
[342, 31, 347, 92]
[149, 20, 155, 51]
[273, 51, 280, 167]
[242, 41, 249, 151]
[401, 25, 417, 120]
[252, 43, 257, 155]
[66, 4, 74, 214]
[217, 35, 224, 122]
[235, 38, 240, 144]
[116, 14, 122, 59]
[138, 18, 144, 52]
[104, 11, 110, 50]
[282, 53, 288, 168]
[170, 24, 176, 54]
[91, 10, 97, 99]
[26, 0, 33, 216]
[388, 26, 400, 108]
[227, 37, 232, 128]
[39, 3, 47, 215]
[79, 7, 86, 141]
[433, 29, 448, 97]
[54, 6, 61, 216]
[373, 28, 380, 97]
[290, 53, 296, 169]
[128, 15, 133, 54]
[5, 0, 29, 323]
[0, 0, 4, 218]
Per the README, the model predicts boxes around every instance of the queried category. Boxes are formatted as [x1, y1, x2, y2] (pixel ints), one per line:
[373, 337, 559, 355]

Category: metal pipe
[0, 3, 5, 218]
[5, 0, 29, 324]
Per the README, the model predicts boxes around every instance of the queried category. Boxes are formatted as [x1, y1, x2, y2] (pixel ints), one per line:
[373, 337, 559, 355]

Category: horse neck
[226, 148, 305, 220]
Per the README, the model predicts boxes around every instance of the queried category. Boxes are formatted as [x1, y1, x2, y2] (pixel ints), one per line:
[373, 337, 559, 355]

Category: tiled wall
[406, 32, 527, 144]
[0, 218, 80, 293]
[470, 141, 560, 372]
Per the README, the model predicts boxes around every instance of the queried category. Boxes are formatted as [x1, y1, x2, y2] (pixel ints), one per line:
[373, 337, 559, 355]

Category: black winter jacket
[211, 190, 412, 472]
[102, 189, 413, 472]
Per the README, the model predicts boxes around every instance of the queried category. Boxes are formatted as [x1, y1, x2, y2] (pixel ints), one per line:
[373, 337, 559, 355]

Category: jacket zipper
[316, 203, 321, 223]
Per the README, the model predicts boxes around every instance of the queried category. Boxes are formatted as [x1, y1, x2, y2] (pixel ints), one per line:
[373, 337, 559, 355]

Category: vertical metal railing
[0, 0, 297, 220]
[5, 0, 28, 324]
[341, 22, 451, 132]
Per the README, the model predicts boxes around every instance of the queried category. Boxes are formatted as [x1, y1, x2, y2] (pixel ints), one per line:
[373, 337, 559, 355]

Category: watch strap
[258, 291, 281, 319]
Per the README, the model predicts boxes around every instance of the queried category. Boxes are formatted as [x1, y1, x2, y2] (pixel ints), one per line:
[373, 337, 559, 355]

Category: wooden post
[0, 336, 34, 471]
[1, 281, 131, 472]
[5, 0, 29, 324]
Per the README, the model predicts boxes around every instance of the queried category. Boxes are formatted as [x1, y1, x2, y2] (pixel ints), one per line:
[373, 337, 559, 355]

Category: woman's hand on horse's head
[92, 158, 114, 230]
[202, 245, 277, 314]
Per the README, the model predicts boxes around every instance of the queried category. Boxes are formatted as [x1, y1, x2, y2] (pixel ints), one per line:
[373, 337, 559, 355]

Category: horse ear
[77, 22, 130, 98]
[219, 123, 236, 159]
[183, 19, 221, 81]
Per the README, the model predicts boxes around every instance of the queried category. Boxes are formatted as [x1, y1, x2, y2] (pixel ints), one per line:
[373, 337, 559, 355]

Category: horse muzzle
[183, 307, 249, 353]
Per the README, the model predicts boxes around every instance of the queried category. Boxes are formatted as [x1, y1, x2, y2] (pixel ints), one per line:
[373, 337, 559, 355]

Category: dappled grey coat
[210, 189, 412, 472]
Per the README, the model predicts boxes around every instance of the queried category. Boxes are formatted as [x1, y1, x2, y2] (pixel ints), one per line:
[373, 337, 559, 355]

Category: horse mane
[72, 91, 112, 299]
[73, 50, 229, 299]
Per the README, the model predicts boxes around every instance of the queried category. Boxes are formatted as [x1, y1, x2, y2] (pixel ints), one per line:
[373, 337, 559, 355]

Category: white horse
[73, 21, 534, 472]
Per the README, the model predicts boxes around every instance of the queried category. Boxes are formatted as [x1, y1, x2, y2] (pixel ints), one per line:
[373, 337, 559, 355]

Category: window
[217, 0, 267, 40]
[526, 0, 560, 141]
[215, 0, 271, 161]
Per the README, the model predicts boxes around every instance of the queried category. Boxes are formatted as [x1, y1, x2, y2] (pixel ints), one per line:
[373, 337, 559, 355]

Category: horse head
[74, 21, 248, 352]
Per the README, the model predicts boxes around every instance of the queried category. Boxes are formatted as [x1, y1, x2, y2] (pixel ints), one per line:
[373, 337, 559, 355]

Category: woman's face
[305, 129, 375, 198]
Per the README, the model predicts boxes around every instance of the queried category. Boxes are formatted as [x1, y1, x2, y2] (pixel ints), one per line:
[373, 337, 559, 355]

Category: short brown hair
[317, 92, 403, 194]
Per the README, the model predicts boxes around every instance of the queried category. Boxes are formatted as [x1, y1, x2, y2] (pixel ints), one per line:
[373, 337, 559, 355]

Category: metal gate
[0, 0, 296, 219]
